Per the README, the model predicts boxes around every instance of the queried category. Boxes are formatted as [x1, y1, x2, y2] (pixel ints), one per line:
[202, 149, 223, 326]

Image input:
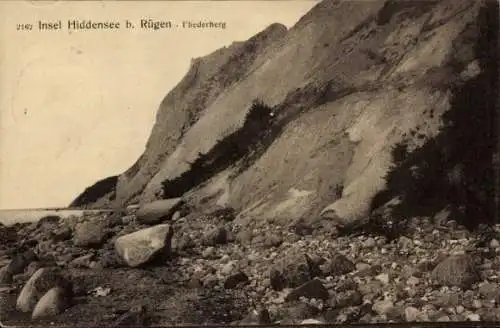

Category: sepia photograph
[0, 0, 499, 326]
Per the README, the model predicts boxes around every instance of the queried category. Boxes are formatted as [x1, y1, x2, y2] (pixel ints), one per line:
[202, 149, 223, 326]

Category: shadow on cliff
[370, 1, 499, 232]
[161, 99, 277, 199]
[160, 80, 353, 201]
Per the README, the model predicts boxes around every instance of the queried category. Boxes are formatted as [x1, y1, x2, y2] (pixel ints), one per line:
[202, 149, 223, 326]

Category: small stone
[335, 290, 362, 308]
[335, 277, 357, 292]
[235, 230, 253, 245]
[358, 280, 384, 297]
[372, 300, 394, 315]
[0, 265, 13, 284]
[363, 238, 376, 249]
[479, 283, 500, 301]
[467, 313, 480, 321]
[221, 261, 236, 276]
[376, 237, 388, 246]
[301, 318, 324, 324]
[224, 271, 249, 289]
[88, 261, 103, 270]
[90, 286, 111, 297]
[247, 253, 259, 262]
[423, 234, 435, 243]
[437, 315, 451, 322]
[269, 269, 286, 291]
[356, 263, 371, 272]
[432, 292, 462, 308]
[375, 273, 390, 284]
[51, 227, 72, 242]
[320, 254, 355, 276]
[24, 261, 42, 277]
[477, 307, 498, 320]
[270, 252, 311, 288]
[220, 254, 230, 263]
[202, 226, 228, 246]
[240, 308, 271, 325]
[264, 234, 283, 248]
[462, 290, 475, 309]
[70, 254, 94, 268]
[407, 276, 420, 286]
[404, 306, 420, 322]
[418, 312, 430, 322]
[397, 236, 414, 250]
[456, 305, 465, 314]
[202, 247, 216, 259]
[202, 274, 218, 288]
[490, 239, 500, 248]
[174, 234, 195, 251]
[279, 302, 320, 324]
[121, 215, 135, 225]
[285, 279, 329, 302]
[171, 211, 182, 222]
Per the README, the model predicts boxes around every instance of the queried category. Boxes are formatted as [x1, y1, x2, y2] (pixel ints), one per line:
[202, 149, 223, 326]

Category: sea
[0, 208, 110, 226]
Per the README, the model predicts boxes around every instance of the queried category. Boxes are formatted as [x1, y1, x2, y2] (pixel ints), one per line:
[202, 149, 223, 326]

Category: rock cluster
[1, 205, 500, 325]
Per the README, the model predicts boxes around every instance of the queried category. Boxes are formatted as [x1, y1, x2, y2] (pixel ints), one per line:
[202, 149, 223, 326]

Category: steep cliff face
[74, 0, 498, 229]
[114, 23, 288, 206]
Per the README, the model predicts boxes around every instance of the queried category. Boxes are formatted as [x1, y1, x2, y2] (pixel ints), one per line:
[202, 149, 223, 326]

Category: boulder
[0, 250, 38, 284]
[8, 249, 37, 275]
[114, 224, 174, 267]
[32, 286, 71, 318]
[431, 254, 480, 288]
[0, 265, 12, 284]
[36, 215, 61, 228]
[73, 219, 109, 247]
[136, 198, 183, 225]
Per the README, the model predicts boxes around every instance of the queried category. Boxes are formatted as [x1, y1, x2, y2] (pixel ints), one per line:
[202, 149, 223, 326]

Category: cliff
[72, 0, 499, 230]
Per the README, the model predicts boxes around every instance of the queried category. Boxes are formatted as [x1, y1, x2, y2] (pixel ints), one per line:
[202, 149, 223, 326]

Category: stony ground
[2, 206, 500, 326]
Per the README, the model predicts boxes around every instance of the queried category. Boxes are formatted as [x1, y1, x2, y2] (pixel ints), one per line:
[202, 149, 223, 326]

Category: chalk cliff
[72, 0, 498, 230]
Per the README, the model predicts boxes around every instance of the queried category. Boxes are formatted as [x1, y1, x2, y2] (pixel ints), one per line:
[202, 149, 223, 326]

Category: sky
[0, 0, 319, 210]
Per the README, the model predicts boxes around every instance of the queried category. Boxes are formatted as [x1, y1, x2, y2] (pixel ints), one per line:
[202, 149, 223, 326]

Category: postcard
[0, 0, 499, 326]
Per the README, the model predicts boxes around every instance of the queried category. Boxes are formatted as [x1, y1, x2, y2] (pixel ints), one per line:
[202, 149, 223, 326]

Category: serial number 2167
[17, 23, 33, 31]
